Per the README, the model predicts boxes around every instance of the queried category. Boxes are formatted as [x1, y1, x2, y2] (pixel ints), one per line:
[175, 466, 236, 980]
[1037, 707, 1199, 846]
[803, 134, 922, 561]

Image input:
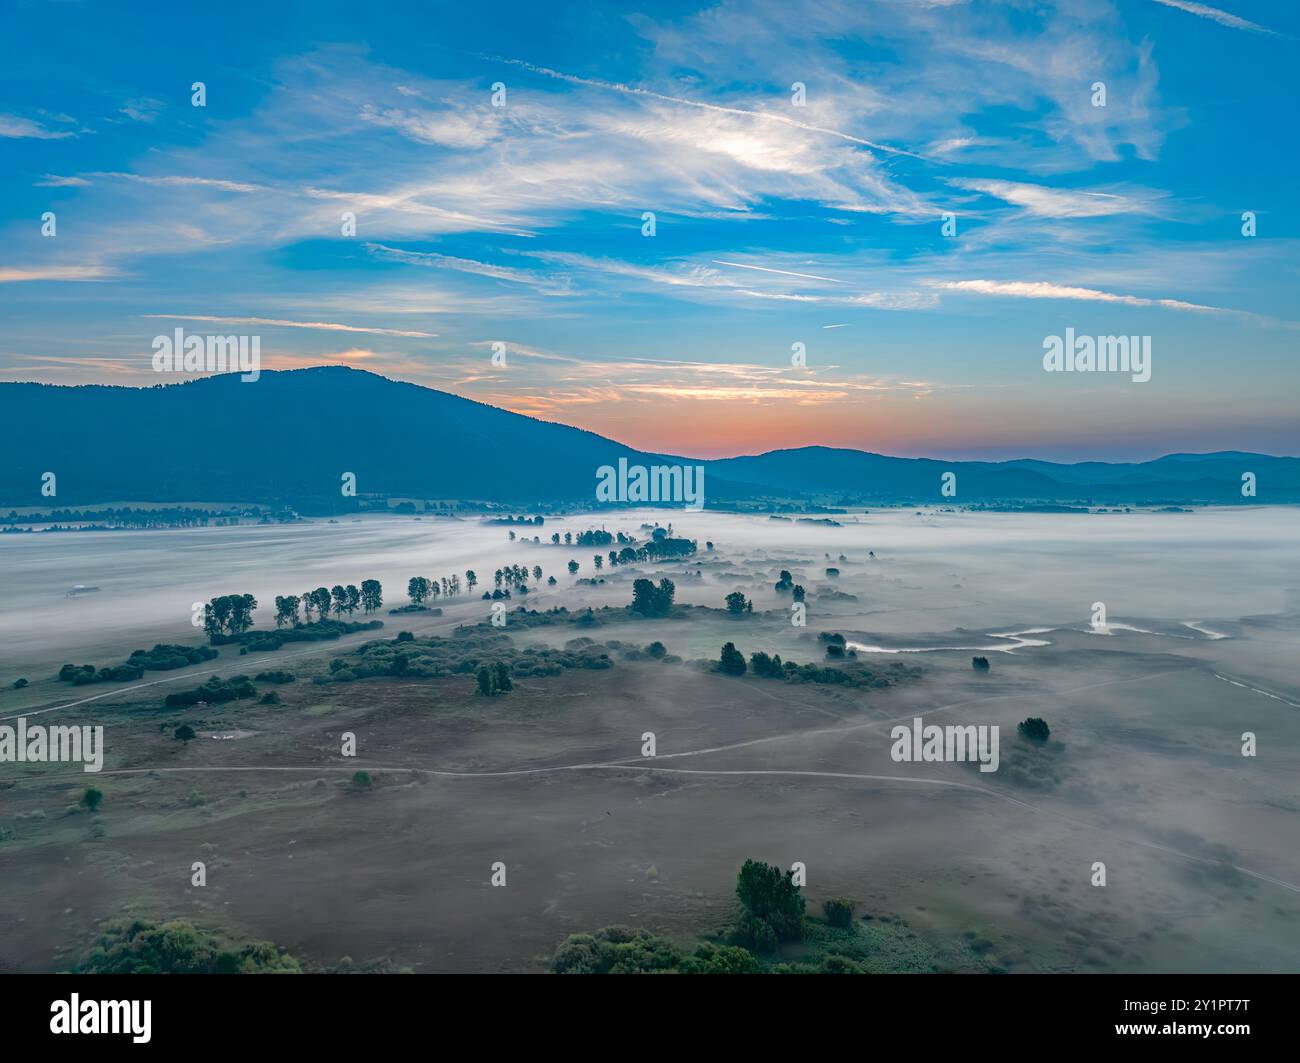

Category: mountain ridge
[2, 366, 1296, 507]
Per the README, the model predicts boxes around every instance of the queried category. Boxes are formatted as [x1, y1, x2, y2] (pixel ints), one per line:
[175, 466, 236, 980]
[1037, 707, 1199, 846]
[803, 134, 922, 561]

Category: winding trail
[46, 758, 1300, 897]
[8, 633, 1299, 898]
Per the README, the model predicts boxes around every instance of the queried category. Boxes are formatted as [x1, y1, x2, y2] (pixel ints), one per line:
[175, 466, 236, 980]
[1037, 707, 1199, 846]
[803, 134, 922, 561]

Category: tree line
[202, 580, 385, 639]
[407, 571, 473, 607]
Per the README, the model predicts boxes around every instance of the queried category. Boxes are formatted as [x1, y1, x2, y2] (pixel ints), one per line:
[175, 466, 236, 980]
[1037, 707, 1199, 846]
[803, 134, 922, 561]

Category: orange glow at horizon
[494, 392, 1058, 459]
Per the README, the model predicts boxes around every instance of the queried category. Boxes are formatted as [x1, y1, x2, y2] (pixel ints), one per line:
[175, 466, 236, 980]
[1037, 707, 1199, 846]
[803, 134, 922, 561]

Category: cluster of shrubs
[476, 662, 513, 696]
[228, 618, 382, 653]
[823, 897, 855, 928]
[730, 859, 806, 952]
[553, 862, 872, 974]
[773, 569, 806, 600]
[470, 606, 586, 631]
[550, 924, 866, 974]
[75, 919, 300, 974]
[820, 632, 848, 658]
[58, 643, 219, 685]
[253, 670, 296, 684]
[163, 675, 257, 708]
[552, 926, 759, 975]
[314, 628, 615, 685]
[59, 662, 145, 684]
[604, 639, 679, 663]
[1018, 717, 1051, 742]
[724, 645, 916, 690]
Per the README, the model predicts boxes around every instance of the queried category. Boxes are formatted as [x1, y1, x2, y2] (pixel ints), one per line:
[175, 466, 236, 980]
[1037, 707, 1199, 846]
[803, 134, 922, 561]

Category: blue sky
[1, 0, 1296, 460]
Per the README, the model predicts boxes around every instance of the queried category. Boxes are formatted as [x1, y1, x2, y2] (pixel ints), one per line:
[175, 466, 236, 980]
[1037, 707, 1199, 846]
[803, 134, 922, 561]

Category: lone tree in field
[174, 724, 196, 743]
[81, 787, 103, 813]
[568, 559, 579, 575]
[1018, 717, 1051, 742]
[724, 591, 753, 615]
[719, 642, 747, 675]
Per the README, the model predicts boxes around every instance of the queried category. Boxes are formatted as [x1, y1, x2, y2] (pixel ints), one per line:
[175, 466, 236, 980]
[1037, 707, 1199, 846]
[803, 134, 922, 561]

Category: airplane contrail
[711, 259, 844, 283]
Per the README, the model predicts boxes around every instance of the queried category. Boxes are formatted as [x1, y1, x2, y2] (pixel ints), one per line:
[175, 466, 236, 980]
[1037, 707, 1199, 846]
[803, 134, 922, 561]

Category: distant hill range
[2, 367, 1296, 509]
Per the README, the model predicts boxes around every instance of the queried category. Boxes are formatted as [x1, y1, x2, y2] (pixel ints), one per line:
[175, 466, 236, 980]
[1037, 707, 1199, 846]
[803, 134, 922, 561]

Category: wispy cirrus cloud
[929, 278, 1297, 327]
[482, 54, 927, 160]
[521, 250, 936, 309]
[34, 174, 91, 188]
[947, 178, 1158, 218]
[77, 172, 266, 193]
[453, 342, 948, 418]
[0, 113, 75, 139]
[357, 102, 503, 148]
[0, 266, 117, 283]
[120, 97, 165, 123]
[140, 314, 437, 338]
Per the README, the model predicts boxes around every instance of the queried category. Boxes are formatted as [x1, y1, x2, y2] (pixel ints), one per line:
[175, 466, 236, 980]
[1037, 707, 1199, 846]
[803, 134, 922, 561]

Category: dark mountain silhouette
[1, 367, 1295, 508]
[705, 446, 1300, 503]
[0, 367, 754, 508]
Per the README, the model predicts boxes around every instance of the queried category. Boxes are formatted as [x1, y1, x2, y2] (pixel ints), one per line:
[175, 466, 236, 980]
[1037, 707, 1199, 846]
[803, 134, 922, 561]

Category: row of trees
[268, 580, 383, 630]
[494, 564, 539, 590]
[407, 572, 471, 607]
[488, 550, 687, 596]
[502, 531, 694, 567]
[723, 644, 846, 678]
[203, 594, 258, 638]
[488, 514, 544, 526]
[546, 529, 635, 546]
